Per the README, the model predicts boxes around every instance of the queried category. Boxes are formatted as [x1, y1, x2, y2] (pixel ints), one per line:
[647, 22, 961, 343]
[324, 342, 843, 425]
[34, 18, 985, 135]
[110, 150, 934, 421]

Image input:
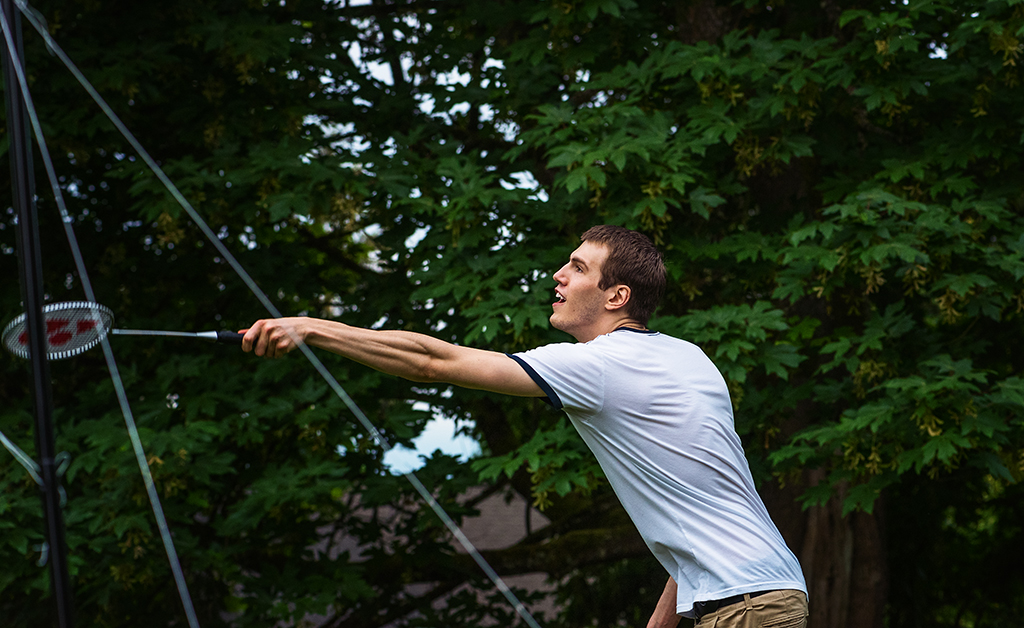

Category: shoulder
[510, 342, 607, 412]
[595, 330, 718, 374]
[513, 340, 597, 365]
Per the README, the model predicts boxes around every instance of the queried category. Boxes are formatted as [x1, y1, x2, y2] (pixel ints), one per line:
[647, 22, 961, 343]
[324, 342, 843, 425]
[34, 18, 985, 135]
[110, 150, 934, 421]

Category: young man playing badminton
[242, 225, 808, 627]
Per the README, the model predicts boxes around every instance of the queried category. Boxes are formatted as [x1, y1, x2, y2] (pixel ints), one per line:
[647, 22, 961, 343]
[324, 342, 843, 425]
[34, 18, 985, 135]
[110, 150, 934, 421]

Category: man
[242, 225, 808, 627]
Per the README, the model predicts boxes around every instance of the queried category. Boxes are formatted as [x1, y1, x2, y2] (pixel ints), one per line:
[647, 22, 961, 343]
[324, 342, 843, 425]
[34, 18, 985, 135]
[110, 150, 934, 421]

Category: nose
[553, 262, 570, 285]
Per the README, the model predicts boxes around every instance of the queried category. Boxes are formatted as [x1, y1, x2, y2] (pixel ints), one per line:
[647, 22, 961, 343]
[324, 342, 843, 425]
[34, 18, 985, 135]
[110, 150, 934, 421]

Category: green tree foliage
[1, 0, 1023, 627]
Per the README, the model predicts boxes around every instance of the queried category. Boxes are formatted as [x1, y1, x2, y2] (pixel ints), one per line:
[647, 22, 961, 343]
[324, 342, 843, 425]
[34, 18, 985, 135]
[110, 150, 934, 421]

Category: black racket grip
[216, 331, 245, 345]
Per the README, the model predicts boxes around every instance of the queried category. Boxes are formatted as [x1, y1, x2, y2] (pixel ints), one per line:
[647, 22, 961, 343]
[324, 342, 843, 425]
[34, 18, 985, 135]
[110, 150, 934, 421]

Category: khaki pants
[695, 590, 808, 628]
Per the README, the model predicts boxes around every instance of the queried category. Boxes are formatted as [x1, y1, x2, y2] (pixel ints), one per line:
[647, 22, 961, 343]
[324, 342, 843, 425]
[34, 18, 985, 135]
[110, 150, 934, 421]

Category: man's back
[512, 328, 806, 615]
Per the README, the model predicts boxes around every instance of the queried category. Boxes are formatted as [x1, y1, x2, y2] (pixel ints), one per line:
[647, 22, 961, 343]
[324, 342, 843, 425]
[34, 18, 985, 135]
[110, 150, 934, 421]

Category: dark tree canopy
[1, 1, 1023, 627]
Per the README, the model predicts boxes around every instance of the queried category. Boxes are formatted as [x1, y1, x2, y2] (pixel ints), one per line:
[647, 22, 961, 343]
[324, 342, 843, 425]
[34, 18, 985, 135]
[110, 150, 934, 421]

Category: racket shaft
[111, 329, 243, 344]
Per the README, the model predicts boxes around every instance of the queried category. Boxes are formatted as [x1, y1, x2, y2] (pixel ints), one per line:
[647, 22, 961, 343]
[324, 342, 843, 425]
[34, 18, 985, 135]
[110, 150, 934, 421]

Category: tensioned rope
[0, 426, 70, 508]
[6, 2, 542, 627]
[0, 6, 203, 627]
[0, 427, 70, 567]
[0, 427, 43, 486]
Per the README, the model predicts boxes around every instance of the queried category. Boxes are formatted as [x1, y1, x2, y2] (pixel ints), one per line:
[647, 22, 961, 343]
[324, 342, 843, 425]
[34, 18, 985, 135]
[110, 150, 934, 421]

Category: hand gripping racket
[2, 301, 244, 361]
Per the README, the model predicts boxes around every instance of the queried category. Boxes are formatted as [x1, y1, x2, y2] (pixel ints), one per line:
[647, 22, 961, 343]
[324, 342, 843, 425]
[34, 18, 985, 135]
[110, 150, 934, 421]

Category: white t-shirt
[510, 328, 806, 617]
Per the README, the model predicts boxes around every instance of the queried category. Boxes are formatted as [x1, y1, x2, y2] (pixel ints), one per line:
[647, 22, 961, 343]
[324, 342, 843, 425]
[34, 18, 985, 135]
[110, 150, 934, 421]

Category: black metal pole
[1, 1, 75, 626]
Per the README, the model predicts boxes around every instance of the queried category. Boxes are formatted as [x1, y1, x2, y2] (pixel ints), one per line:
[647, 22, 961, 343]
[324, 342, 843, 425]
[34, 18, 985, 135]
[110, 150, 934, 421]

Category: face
[550, 241, 615, 341]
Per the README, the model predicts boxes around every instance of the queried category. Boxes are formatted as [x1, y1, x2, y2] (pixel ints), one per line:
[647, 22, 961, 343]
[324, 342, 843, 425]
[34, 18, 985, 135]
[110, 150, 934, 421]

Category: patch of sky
[494, 118, 520, 142]
[382, 410, 481, 474]
[502, 171, 540, 192]
[380, 136, 399, 159]
[352, 222, 385, 272]
[353, 223, 383, 243]
[501, 171, 548, 202]
[583, 90, 610, 108]
[239, 225, 258, 250]
[345, 37, 415, 89]
[406, 225, 430, 249]
[415, 59, 511, 128]
[489, 220, 515, 252]
[416, 70, 470, 118]
[449, 102, 471, 117]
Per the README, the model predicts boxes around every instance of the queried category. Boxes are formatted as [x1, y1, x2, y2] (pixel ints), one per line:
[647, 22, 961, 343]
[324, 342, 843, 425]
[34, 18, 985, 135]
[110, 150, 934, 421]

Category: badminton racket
[2, 301, 243, 361]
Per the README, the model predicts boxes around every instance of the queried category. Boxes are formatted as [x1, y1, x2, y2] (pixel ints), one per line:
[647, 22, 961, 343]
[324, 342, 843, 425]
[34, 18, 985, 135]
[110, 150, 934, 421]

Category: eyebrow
[570, 255, 589, 270]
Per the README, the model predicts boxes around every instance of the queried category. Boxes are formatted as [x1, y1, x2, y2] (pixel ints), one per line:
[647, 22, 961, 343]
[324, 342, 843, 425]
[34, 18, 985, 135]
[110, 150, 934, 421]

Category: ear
[605, 284, 631, 311]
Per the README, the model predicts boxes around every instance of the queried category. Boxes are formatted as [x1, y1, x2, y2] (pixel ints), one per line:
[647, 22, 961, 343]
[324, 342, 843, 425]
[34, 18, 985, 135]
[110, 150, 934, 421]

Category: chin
[549, 313, 564, 328]
[549, 315, 575, 336]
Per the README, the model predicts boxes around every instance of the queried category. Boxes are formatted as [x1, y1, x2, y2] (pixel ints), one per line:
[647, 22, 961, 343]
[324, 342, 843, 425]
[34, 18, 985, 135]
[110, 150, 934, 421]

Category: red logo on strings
[17, 317, 97, 348]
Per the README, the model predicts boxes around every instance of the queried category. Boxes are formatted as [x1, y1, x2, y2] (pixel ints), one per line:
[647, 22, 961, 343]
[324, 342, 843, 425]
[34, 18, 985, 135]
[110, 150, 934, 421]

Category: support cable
[0, 428, 44, 486]
[1, 0, 73, 624]
[0, 6, 201, 627]
[11, 2, 542, 626]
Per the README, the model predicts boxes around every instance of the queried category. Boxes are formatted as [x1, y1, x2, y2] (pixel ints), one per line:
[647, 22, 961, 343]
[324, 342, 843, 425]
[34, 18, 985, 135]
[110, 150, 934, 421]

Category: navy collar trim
[613, 326, 657, 334]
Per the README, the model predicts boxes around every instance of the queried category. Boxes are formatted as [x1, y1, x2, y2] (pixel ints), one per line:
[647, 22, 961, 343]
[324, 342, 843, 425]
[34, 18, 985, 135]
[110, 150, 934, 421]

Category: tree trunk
[762, 471, 888, 628]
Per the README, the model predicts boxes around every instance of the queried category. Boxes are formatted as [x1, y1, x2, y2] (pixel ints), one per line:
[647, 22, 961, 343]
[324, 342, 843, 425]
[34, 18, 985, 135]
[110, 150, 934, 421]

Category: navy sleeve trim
[506, 354, 562, 409]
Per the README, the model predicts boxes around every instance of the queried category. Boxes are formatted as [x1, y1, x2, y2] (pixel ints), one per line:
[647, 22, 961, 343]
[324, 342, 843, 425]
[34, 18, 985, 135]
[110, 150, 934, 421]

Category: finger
[249, 321, 270, 357]
[242, 322, 265, 354]
[255, 325, 272, 357]
[266, 329, 279, 359]
[271, 327, 292, 359]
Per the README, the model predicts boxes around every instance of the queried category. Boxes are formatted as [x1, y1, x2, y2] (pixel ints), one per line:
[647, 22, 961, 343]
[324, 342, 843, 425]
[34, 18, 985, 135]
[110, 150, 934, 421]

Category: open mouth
[554, 291, 566, 304]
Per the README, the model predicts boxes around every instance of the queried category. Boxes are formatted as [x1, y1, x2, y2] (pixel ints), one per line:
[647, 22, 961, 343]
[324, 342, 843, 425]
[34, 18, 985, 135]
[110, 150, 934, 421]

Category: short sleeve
[509, 342, 605, 414]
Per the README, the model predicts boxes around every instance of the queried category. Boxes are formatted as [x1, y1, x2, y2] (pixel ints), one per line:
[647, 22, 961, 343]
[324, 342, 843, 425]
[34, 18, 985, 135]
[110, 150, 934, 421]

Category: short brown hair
[581, 225, 666, 325]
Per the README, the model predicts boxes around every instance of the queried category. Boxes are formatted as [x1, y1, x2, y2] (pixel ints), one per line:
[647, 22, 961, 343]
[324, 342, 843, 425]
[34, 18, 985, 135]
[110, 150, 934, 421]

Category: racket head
[2, 301, 114, 360]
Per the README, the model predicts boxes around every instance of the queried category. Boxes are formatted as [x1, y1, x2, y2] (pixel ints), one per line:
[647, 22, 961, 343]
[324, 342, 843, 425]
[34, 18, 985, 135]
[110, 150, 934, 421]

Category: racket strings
[7, 4, 542, 628]
[2, 301, 114, 360]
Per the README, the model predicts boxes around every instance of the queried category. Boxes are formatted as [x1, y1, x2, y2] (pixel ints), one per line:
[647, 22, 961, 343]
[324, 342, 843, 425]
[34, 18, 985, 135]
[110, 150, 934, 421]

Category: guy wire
[0, 427, 44, 486]
[0, 6, 202, 628]
[11, 2, 542, 626]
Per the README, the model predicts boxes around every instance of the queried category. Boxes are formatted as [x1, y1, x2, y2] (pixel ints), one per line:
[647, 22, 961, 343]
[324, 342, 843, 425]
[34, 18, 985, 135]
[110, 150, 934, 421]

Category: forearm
[647, 577, 681, 628]
[243, 317, 541, 396]
[303, 319, 453, 382]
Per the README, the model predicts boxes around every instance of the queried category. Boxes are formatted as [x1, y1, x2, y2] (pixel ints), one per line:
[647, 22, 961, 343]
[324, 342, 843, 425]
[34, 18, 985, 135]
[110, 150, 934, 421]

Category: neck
[571, 316, 646, 343]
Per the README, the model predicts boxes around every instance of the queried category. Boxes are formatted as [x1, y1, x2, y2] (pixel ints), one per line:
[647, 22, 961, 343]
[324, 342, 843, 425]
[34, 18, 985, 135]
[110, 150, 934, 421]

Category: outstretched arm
[241, 317, 543, 398]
